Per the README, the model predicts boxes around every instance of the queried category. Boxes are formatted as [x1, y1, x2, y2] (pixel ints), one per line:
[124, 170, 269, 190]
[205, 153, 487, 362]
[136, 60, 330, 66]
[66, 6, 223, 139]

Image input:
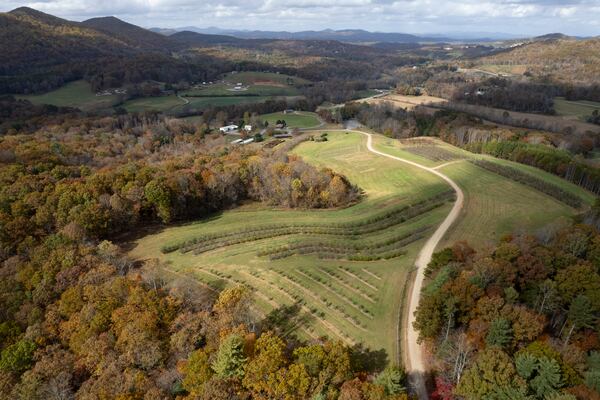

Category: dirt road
[359, 131, 464, 399]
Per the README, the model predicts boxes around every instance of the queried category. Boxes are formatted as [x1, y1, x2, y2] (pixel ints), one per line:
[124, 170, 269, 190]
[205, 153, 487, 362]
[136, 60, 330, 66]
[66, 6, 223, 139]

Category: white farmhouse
[219, 125, 239, 133]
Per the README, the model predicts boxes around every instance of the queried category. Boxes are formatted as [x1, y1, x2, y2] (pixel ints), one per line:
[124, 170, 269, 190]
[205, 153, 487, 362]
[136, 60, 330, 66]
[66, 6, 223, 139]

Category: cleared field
[130, 131, 451, 359]
[554, 97, 600, 120]
[16, 80, 119, 111]
[123, 95, 272, 113]
[363, 93, 447, 110]
[370, 135, 591, 247]
[224, 71, 310, 86]
[260, 112, 321, 128]
[439, 157, 591, 248]
[183, 82, 299, 97]
[371, 136, 471, 168]
[128, 130, 589, 361]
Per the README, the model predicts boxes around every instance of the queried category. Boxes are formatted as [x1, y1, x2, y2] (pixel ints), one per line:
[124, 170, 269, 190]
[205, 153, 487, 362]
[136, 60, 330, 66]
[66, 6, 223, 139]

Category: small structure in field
[241, 138, 254, 145]
[231, 138, 243, 144]
[283, 109, 294, 114]
[244, 125, 252, 132]
[219, 125, 238, 133]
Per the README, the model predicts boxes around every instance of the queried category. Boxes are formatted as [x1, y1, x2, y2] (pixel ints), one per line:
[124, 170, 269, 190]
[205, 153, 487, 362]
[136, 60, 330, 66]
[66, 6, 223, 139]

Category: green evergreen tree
[529, 356, 562, 398]
[486, 318, 513, 349]
[374, 365, 406, 395]
[211, 334, 247, 379]
[516, 353, 538, 380]
[585, 351, 600, 392]
[564, 294, 596, 346]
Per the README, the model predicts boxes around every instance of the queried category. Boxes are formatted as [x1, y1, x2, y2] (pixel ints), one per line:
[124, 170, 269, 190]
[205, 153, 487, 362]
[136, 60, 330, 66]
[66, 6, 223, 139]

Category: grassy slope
[129, 131, 450, 359]
[261, 112, 321, 128]
[16, 80, 118, 111]
[554, 97, 600, 120]
[183, 83, 299, 97]
[129, 130, 588, 359]
[123, 95, 272, 113]
[224, 71, 310, 86]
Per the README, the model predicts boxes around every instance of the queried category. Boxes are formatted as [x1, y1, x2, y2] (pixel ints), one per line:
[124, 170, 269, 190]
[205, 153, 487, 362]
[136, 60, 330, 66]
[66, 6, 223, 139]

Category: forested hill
[80, 16, 175, 52]
[474, 37, 600, 85]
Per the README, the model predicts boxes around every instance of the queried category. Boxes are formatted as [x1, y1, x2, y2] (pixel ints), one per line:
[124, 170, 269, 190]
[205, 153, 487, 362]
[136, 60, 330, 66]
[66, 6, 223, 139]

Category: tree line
[415, 222, 600, 399]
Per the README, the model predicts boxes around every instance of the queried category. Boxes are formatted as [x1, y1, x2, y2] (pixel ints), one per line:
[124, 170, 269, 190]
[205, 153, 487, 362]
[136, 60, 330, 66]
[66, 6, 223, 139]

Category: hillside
[474, 38, 600, 84]
[81, 16, 174, 52]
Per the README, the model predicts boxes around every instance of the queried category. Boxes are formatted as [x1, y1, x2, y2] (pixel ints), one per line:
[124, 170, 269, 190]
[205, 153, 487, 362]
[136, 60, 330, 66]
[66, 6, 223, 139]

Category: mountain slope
[475, 37, 600, 84]
[81, 16, 174, 52]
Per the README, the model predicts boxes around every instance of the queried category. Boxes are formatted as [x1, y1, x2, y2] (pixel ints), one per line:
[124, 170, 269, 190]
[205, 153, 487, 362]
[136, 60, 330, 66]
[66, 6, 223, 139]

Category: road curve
[356, 130, 464, 399]
[301, 129, 464, 397]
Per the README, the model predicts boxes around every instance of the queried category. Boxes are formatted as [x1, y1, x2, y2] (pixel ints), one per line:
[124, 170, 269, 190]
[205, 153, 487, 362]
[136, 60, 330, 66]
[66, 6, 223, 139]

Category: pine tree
[374, 366, 406, 395]
[529, 356, 562, 398]
[211, 334, 247, 379]
[564, 294, 596, 347]
[486, 318, 513, 349]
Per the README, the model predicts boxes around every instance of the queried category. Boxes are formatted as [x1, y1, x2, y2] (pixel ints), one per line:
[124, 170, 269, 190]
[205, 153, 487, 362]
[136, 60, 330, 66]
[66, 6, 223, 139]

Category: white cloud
[2, 0, 600, 35]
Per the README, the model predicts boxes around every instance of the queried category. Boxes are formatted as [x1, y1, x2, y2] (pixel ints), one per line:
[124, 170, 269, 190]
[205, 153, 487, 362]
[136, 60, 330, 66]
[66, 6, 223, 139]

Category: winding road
[356, 130, 464, 399]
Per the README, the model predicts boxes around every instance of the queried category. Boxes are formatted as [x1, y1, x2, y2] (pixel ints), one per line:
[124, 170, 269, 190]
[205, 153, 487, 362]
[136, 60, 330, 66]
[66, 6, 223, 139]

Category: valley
[2, 4, 600, 400]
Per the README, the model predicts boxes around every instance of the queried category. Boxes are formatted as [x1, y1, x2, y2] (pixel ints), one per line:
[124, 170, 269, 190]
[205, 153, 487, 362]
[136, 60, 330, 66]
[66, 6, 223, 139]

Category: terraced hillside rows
[129, 130, 591, 361]
[130, 131, 452, 359]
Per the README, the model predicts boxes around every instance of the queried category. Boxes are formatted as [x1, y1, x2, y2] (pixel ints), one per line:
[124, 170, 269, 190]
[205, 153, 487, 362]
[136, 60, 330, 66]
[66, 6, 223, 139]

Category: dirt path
[361, 131, 464, 399]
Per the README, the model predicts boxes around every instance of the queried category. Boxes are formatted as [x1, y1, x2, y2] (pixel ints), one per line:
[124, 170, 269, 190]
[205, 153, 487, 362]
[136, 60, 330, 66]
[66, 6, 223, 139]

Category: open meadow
[129, 130, 591, 361]
[260, 111, 322, 128]
[554, 96, 600, 120]
[16, 80, 120, 111]
[370, 135, 593, 247]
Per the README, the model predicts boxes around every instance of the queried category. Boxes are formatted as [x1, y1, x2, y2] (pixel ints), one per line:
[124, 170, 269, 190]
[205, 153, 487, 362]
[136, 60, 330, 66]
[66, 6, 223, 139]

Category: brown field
[362, 93, 447, 111]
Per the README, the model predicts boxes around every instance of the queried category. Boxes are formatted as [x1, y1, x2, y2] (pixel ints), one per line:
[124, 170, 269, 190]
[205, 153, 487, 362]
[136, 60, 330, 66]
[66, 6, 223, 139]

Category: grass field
[16, 80, 119, 111]
[371, 135, 591, 247]
[223, 71, 310, 86]
[260, 112, 321, 128]
[123, 95, 273, 113]
[129, 131, 451, 360]
[128, 130, 589, 360]
[183, 83, 299, 97]
[554, 97, 600, 120]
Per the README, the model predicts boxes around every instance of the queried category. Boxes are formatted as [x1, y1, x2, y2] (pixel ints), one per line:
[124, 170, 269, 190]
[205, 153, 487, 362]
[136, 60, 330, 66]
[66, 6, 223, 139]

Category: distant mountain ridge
[153, 27, 450, 43]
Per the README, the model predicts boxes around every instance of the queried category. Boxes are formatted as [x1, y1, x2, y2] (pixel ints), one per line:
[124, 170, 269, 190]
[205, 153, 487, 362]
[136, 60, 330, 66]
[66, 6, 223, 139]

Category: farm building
[219, 125, 238, 133]
[231, 138, 243, 144]
[241, 138, 254, 144]
[244, 125, 252, 131]
[283, 109, 294, 114]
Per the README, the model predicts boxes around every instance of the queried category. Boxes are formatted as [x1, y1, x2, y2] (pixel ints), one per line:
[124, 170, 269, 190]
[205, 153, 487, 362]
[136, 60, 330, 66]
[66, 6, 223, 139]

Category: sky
[2, 0, 600, 37]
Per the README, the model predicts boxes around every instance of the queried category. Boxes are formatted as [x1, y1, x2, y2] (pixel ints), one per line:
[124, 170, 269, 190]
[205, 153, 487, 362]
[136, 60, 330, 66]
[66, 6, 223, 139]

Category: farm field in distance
[16, 80, 119, 111]
[554, 96, 600, 120]
[129, 130, 590, 359]
[260, 111, 322, 128]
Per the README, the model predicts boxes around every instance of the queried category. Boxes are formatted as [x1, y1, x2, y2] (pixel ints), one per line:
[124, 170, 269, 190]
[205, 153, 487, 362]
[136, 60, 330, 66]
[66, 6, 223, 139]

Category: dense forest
[415, 220, 600, 399]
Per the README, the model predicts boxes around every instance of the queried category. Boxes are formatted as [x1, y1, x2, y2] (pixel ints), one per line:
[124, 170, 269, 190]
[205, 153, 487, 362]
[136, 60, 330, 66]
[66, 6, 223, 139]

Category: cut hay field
[16, 80, 119, 111]
[363, 93, 447, 110]
[224, 71, 310, 86]
[123, 94, 272, 113]
[371, 135, 592, 247]
[554, 97, 600, 121]
[260, 111, 322, 128]
[128, 130, 590, 361]
[183, 83, 299, 97]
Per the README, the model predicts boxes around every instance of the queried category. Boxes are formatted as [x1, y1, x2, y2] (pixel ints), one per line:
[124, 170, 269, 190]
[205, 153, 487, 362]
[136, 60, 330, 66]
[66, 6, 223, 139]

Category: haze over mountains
[150, 27, 530, 43]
